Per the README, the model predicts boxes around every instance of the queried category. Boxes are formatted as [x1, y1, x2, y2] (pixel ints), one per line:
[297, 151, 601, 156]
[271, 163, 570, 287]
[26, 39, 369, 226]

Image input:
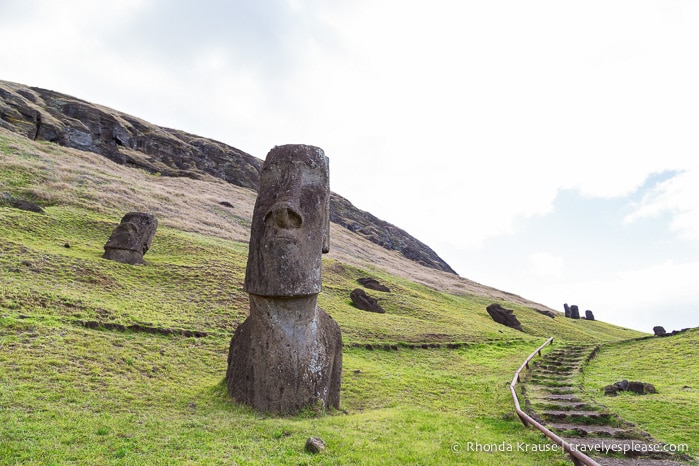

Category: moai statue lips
[103, 212, 158, 265]
[228, 144, 342, 415]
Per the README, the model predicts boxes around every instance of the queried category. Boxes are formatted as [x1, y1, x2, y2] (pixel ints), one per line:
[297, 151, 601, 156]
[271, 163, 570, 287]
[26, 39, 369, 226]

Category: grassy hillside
[0, 127, 657, 465]
[580, 330, 699, 457]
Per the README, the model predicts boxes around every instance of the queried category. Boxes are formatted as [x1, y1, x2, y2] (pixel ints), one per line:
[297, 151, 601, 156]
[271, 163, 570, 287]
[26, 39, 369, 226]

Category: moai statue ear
[322, 155, 330, 254]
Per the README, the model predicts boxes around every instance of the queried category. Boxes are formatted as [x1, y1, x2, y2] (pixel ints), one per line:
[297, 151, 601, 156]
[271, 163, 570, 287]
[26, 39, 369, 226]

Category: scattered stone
[63, 243, 71, 248]
[102, 212, 158, 265]
[486, 303, 523, 332]
[535, 309, 556, 319]
[350, 288, 385, 314]
[613, 379, 629, 391]
[11, 199, 44, 214]
[219, 201, 234, 208]
[627, 381, 645, 394]
[357, 277, 390, 292]
[602, 385, 619, 396]
[604, 380, 658, 396]
[653, 326, 667, 336]
[585, 310, 595, 320]
[305, 437, 326, 454]
[226, 145, 342, 415]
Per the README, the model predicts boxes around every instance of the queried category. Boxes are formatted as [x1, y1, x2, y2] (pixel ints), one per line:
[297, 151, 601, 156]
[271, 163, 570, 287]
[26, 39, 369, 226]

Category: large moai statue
[564, 303, 571, 318]
[103, 212, 158, 265]
[226, 144, 342, 414]
[570, 305, 581, 319]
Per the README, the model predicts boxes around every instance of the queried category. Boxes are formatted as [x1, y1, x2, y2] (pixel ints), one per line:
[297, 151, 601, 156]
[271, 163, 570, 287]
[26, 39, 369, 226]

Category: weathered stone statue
[103, 212, 158, 265]
[563, 303, 571, 318]
[585, 310, 595, 321]
[226, 144, 342, 414]
[570, 305, 581, 319]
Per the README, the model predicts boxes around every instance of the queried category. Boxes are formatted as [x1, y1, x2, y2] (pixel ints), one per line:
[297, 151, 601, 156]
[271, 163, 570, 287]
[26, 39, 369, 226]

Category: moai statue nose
[265, 204, 303, 229]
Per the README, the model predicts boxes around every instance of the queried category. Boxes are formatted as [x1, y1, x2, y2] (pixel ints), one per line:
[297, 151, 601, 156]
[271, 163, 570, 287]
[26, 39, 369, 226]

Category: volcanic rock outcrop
[0, 79, 455, 274]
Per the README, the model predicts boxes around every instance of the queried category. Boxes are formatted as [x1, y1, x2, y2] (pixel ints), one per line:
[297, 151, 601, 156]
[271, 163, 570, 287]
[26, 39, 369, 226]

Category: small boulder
[613, 380, 629, 391]
[603, 385, 619, 396]
[653, 326, 667, 336]
[305, 437, 326, 454]
[357, 277, 390, 293]
[627, 381, 645, 394]
[585, 310, 595, 320]
[486, 303, 523, 332]
[643, 383, 657, 394]
[350, 288, 385, 314]
[11, 199, 45, 214]
[535, 309, 556, 319]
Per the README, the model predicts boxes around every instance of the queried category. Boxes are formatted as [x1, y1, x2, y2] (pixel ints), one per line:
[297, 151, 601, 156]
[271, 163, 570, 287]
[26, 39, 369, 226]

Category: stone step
[543, 394, 583, 402]
[594, 458, 690, 465]
[537, 401, 594, 410]
[541, 410, 611, 422]
[531, 380, 576, 388]
[566, 438, 674, 459]
[550, 423, 633, 438]
[540, 386, 577, 394]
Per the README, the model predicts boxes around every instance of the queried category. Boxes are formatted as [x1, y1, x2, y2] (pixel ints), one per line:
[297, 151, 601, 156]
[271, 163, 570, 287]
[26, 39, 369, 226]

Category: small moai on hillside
[102, 212, 158, 265]
[226, 144, 342, 415]
[564, 303, 571, 318]
[585, 310, 595, 320]
[569, 305, 581, 319]
[653, 326, 667, 337]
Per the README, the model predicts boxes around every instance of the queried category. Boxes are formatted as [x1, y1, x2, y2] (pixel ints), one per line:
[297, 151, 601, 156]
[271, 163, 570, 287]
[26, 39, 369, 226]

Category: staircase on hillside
[523, 345, 693, 466]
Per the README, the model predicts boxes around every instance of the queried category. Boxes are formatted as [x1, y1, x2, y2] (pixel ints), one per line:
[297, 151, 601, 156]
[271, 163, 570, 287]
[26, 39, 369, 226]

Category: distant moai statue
[226, 144, 342, 414]
[585, 310, 595, 321]
[564, 303, 571, 318]
[103, 212, 158, 265]
[570, 305, 581, 319]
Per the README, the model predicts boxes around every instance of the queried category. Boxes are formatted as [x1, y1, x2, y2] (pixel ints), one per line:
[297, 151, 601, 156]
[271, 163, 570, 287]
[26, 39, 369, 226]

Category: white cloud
[625, 167, 699, 240]
[528, 252, 567, 279]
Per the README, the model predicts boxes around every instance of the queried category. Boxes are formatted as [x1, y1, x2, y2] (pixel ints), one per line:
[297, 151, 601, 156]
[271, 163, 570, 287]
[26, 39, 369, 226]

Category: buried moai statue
[226, 144, 342, 414]
[102, 212, 158, 265]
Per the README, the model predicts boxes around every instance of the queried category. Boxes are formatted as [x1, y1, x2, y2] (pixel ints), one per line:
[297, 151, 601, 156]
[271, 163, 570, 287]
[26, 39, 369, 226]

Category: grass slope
[0, 128, 655, 464]
[581, 330, 699, 458]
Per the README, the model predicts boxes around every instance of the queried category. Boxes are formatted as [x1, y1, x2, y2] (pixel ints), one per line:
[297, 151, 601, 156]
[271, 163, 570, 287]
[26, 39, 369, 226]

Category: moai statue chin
[226, 144, 342, 415]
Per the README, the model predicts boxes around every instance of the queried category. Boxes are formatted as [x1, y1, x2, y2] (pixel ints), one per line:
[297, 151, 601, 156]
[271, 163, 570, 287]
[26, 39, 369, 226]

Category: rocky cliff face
[0, 79, 456, 274]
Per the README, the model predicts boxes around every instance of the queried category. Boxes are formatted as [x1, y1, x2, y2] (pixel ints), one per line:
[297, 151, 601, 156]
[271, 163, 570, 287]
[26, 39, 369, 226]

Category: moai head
[103, 212, 158, 264]
[244, 145, 330, 297]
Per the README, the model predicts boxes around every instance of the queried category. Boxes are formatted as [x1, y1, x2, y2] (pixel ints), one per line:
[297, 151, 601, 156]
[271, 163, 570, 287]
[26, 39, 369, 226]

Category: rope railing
[509, 337, 601, 466]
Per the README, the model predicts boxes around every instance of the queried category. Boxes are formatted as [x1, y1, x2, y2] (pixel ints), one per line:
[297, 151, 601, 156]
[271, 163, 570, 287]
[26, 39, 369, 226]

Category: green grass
[0, 127, 672, 464]
[580, 330, 699, 458]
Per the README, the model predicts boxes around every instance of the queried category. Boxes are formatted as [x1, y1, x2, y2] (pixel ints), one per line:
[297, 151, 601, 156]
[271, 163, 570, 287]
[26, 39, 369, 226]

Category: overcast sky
[1, 0, 697, 333]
